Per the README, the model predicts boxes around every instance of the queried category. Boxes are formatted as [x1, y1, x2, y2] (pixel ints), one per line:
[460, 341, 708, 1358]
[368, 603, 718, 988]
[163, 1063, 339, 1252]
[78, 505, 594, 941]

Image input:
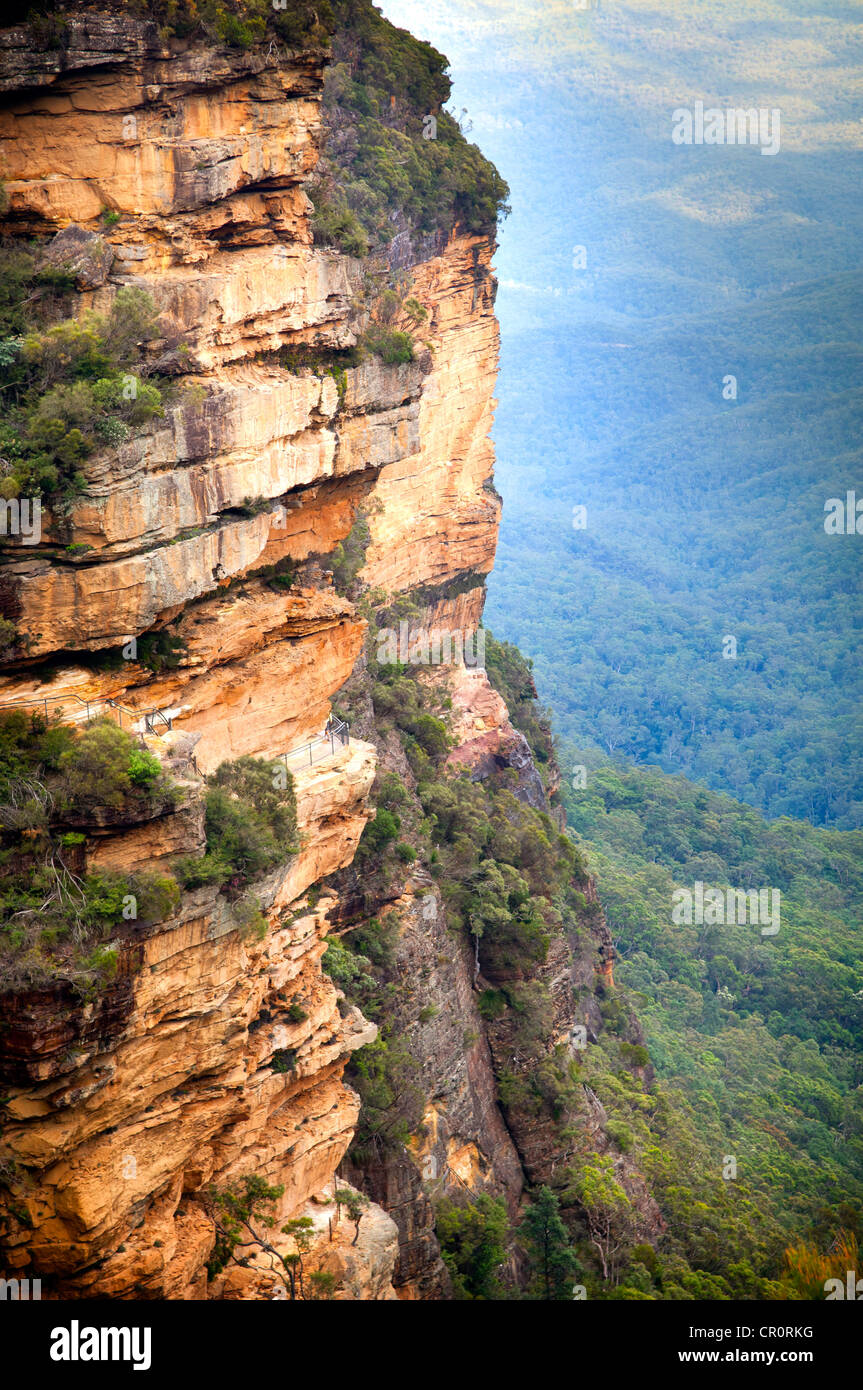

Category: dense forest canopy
[557, 742, 863, 1291]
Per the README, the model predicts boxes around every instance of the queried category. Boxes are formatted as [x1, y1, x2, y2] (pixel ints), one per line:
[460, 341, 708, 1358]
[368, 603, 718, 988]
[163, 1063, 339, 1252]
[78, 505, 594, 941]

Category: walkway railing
[0, 694, 349, 769]
[276, 718, 350, 773]
[0, 692, 168, 733]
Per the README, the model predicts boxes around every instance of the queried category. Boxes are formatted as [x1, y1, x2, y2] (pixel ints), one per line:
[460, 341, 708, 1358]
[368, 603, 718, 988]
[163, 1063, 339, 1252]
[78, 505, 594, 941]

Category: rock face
[0, 7, 652, 1302]
[444, 666, 547, 807]
[339, 866, 527, 1299]
[0, 743, 377, 1297]
[0, 7, 502, 1302]
[359, 239, 501, 597]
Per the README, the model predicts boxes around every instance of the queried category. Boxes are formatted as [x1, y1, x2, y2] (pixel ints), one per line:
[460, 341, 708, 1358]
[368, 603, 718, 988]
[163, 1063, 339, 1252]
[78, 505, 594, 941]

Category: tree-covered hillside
[313, 0, 509, 256]
[558, 742, 863, 1294]
[489, 269, 863, 825]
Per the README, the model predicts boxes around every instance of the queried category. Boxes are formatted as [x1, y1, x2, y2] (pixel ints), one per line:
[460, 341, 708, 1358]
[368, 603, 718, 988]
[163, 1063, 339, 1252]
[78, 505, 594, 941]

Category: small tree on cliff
[205, 1175, 318, 1300]
[519, 1185, 578, 1300]
[435, 1193, 509, 1300]
[334, 1187, 368, 1245]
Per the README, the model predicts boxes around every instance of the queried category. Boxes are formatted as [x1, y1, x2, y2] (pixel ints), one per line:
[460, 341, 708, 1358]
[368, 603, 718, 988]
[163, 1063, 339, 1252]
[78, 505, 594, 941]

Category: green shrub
[0, 713, 181, 993]
[478, 988, 507, 1021]
[0, 867, 179, 995]
[308, 1270, 337, 1300]
[362, 325, 414, 366]
[358, 807, 400, 858]
[395, 841, 417, 864]
[175, 754, 297, 891]
[485, 631, 555, 776]
[436, 1194, 509, 1300]
[76, 869, 179, 930]
[348, 913, 399, 970]
[133, 0, 334, 48]
[0, 618, 18, 653]
[249, 555, 296, 593]
[232, 894, 268, 941]
[330, 509, 372, 595]
[59, 719, 171, 813]
[0, 243, 73, 338]
[0, 284, 163, 502]
[631, 1244, 661, 1278]
[171, 851, 227, 890]
[619, 1041, 650, 1068]
[409, 713, 449, 760]
[376, 772, 408, 810]
[0, 709, 74, 789]
[606, 1120, 634, 1154]
[322, 936, 375, 996]
[370, 667, 453, 770]
[127, 748, 163, 789]
[310, 194, 370, 258]
[349, 1035, 424, 1151]
[135, 627, 188, 674]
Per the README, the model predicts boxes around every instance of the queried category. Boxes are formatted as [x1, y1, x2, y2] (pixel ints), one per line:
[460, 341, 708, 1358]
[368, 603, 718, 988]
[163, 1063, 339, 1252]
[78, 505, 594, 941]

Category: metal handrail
[0, 692, 98, 721]
[0, 691, 171, 734]
[276, 718, 350, 772]
[142, 708, 173, 733]
[0, 693, 348, 768]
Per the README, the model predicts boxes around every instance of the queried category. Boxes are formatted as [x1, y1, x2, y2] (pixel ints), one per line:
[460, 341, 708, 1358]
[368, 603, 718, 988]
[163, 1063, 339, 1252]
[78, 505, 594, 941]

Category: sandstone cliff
[0, 2, 659, 1301]
[0, 3, 501, 1300]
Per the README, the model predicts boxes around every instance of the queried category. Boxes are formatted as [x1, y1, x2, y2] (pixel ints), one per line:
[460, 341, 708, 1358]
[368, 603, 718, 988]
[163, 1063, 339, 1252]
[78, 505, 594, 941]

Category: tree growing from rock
[334, 1186, 368, 1246]
[205, 1174, 325, 1300]
[569, 1155, 635, 1283]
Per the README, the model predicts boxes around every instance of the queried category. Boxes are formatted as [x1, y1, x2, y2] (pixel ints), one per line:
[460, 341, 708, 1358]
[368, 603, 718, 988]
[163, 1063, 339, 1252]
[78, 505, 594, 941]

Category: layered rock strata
[0, 9, 500, 1300]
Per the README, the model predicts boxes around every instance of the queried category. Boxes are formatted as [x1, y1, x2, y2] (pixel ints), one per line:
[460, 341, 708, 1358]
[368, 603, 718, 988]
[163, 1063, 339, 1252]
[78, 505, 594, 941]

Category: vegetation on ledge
[325, 652, 595, 1160]
[0, 246, 163, 505]
[312, 0, 510, 256]
[484, 630, 556, 785]
[174, 754, 298, 894]
[0, 712, 179, 994]
[148, 0, 333, 49]
[10, 1, 333, 53]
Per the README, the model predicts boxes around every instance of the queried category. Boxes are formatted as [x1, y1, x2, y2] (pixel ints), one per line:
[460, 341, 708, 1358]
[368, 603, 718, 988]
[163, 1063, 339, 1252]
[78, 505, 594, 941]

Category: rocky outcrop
[338, 868, 526, 1299]
[0, 739, 378, 1297]
[359, 238, 501, 598]
[327, 646, 663, 1293]
[0, 14, 324, 229]
[443, 666, 546, 808]
[209, 1180, 400, 1303]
